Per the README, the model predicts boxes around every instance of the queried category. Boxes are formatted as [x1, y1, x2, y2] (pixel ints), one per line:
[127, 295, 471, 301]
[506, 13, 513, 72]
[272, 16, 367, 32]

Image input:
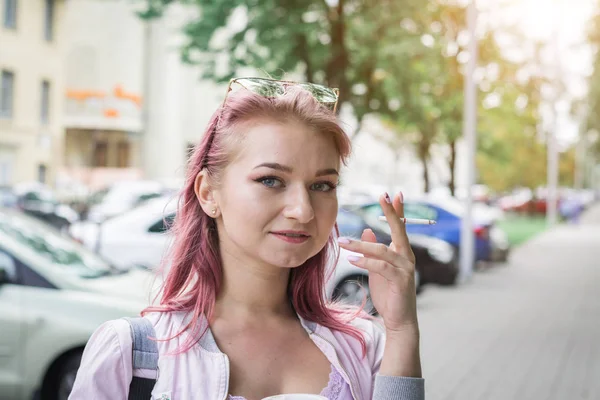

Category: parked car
[0, 208, 151, 400]
[337, 208, 459, 286]
[12, 183, 80, 231]
[326, 247, 398, 315]
[84, 180, 171, 223]
[69, 195, 178, 270]
[353, 196, 509, 263]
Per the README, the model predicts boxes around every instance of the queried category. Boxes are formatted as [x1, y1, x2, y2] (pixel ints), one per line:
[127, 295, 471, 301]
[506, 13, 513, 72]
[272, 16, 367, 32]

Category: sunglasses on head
[223, 77, 340, 113]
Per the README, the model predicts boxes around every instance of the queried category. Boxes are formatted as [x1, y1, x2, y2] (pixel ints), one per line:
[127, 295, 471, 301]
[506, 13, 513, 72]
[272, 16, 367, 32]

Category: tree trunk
[418, 126, 433, 193]
[449, 140, 457, 196]
[326, 0, 349, 109]
[295, 34, 314, 82]
[421, 154, 430, 193]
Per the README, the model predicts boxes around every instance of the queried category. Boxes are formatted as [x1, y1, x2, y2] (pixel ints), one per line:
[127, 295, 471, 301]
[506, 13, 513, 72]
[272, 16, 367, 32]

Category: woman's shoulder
[144, 310, 197, 336]
[86, 311, 189, 345]
[90, 317, 133, 348]
[69, 318, 136, 397]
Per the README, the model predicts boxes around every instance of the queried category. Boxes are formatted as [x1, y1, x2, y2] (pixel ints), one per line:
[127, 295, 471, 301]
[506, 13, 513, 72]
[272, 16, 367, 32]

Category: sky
[501, 0, 596, 145]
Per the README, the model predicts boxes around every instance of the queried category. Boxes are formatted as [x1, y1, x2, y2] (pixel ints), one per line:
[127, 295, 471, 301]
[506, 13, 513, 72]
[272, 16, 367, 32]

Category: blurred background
[1, 0, 599, 399]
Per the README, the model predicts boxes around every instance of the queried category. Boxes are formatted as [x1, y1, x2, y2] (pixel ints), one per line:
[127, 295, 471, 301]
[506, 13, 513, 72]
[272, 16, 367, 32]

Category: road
[417, 205, 600, 400]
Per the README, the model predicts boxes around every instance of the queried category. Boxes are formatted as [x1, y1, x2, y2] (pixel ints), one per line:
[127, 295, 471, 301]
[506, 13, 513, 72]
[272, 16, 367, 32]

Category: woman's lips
[270, 231, 310, 244]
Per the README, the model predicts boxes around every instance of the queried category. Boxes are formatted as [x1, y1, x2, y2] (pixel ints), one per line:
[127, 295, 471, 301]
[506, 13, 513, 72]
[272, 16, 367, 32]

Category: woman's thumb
[361, 228, 377, 243]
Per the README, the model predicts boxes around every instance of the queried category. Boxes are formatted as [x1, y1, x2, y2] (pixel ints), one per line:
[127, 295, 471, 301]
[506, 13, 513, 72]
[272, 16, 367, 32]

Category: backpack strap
[123, 317, 159, 400]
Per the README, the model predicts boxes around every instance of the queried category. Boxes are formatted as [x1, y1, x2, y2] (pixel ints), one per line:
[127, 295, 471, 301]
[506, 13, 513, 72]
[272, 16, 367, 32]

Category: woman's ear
[194, 170, 219, 218]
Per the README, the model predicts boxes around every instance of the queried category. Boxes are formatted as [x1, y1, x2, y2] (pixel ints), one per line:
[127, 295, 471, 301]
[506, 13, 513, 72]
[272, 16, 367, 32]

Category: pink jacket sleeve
[68, 319, 133, 399]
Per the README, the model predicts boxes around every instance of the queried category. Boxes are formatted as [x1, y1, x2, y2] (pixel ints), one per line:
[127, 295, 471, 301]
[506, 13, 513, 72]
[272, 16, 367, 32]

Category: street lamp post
[459, 0, 478, 283]
[546, 0, 562, 227]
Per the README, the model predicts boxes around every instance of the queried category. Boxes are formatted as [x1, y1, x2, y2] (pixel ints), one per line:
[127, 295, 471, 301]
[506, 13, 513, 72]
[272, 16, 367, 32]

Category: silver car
[0, 209, 151, 400]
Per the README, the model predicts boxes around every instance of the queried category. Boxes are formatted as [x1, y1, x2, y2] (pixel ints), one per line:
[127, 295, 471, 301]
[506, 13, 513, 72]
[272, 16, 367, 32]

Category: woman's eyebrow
[253, 163, 339, 177]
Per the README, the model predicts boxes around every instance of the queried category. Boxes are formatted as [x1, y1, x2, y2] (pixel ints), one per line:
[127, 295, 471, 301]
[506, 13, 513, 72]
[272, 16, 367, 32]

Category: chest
[220, 331, 333, 399]
[146, 325, 368, 400]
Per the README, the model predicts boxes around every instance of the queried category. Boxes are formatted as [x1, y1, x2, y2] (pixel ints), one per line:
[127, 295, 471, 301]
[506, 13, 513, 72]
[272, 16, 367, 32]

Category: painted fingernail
[398, 191, 404, 203]
[338, 237, 351, 244]
[347, 255, 361, 262]
[384, 192, 392, 204]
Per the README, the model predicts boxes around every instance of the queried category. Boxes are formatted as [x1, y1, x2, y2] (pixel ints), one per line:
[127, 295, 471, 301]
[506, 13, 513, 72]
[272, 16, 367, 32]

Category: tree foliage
[138, 0, 559, 193]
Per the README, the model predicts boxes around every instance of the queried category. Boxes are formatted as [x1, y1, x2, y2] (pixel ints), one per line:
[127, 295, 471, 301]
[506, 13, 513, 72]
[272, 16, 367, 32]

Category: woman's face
[213, 119, 340, 270]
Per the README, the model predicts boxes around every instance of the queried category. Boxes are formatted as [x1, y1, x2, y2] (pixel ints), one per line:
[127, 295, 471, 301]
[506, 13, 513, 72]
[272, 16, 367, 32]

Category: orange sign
[66, 89, 106, 101]
[66, 85, 143, 107]
[113, 85, 142, 107]
[103, 108, 119, 118]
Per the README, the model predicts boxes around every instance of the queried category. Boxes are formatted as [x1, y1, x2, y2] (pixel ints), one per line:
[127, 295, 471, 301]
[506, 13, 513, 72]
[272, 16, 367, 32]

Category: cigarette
[378, 216, 436, 225]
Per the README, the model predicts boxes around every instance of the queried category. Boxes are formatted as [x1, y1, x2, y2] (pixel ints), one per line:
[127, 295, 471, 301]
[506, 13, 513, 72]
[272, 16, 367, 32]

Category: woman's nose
[283, 187, 315, 223]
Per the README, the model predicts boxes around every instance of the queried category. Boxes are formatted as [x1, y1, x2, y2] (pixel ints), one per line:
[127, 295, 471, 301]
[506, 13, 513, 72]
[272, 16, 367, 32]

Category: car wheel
[53, 352, 82, 400]
[498, 248, 511, 263]
[333, 275, 377, 315]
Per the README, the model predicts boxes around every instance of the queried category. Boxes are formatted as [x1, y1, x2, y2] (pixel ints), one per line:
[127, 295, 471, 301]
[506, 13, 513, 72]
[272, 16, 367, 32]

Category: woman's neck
[215, 250, 295, 319]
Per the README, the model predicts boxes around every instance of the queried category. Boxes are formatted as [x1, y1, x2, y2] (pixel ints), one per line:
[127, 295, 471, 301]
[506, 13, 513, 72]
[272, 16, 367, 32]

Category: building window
[44, 0, 54, 41]
[93, 141, 108, 167]
[117, 141, 130, 168]
[37, 164, 47, 184]
[40, 80, 50, 124]
[3, 0, 17, 29]
[0, 70, 14, 119]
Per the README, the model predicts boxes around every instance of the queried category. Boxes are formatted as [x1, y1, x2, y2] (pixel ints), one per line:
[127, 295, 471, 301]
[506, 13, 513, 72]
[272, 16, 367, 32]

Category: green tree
[138, 0, 421, 137]
[584, 8, 600, 163]
[373, 2, 519, 193]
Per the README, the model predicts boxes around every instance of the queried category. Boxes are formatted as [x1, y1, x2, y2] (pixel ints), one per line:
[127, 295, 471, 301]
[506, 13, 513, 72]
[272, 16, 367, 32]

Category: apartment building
[61, 0, 223, 190]
[0, 0, 66, 185]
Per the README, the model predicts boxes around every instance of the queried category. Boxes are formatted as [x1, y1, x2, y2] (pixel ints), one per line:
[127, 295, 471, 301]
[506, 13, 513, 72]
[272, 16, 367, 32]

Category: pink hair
[144, 86, 369, 355]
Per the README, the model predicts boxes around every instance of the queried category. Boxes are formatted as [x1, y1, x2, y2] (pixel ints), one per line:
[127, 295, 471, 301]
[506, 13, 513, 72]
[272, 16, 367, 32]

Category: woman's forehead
[229, 121, 341, 170]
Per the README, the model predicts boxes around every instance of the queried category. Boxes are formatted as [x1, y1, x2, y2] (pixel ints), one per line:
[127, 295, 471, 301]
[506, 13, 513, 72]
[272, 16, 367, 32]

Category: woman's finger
[346, 255, 402, 282]
[379, 193, 413, 262]
[338, 237, 413, 272]
[391, 192, 414, 261]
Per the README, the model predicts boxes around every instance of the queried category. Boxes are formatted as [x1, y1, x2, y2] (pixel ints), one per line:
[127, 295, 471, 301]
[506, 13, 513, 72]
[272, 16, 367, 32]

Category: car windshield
[0, 210, 114, 279]
[101, 184, 162, 207]
[337, 209, 365, 237]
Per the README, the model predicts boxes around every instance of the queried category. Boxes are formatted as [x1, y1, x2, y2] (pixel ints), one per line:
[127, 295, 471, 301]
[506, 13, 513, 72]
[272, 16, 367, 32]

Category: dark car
[10, 185, 80, 231]
[337, 208, 459, 287]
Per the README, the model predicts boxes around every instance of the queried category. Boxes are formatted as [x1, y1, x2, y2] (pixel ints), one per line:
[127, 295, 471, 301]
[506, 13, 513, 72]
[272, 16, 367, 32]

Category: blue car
[355, 197, 494, 263]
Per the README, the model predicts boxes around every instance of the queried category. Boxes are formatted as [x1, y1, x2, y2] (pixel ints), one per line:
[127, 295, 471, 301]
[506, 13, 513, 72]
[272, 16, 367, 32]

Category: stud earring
[212, 209, 217, 215]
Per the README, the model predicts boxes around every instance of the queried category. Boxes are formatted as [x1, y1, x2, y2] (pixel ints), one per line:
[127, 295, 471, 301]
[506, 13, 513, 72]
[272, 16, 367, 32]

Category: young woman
[69, 78, 424, 400]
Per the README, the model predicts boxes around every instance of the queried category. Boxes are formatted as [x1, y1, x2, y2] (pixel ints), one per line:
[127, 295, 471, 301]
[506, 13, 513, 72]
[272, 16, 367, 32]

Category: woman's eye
[312, 182, 336, 192]
[259, 177, 284, 188]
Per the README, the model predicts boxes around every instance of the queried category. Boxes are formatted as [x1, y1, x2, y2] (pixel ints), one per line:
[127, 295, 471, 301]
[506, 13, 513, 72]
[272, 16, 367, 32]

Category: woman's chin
[266, 252, 321, 270]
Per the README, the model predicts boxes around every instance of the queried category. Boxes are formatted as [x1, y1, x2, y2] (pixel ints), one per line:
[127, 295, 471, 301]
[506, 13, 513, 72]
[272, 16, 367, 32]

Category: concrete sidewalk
[417, 204, 600, 400]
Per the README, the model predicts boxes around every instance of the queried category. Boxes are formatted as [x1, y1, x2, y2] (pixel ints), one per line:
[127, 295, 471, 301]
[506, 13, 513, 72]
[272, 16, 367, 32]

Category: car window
[89, 188, 109, 205]
[0, 211, 113, 279]
[360, 204, 382, 218]
[0, 250, 17, 283]
[148, 213, 176, 233]
[403, 203, 438, 220]
[356, 204, 392, 235]
[136, 192, 163, 205]
[336, 210, 364, 237]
